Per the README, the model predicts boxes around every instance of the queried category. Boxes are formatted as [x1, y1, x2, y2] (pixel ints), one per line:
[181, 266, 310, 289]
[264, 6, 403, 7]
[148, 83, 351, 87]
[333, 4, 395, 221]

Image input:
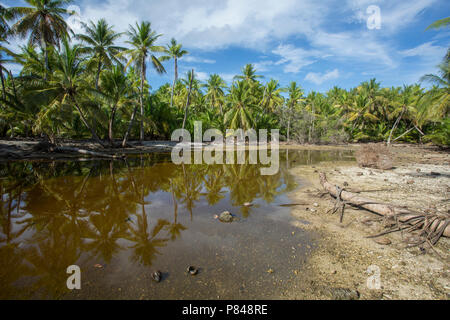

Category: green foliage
[0, 5, 448, 146]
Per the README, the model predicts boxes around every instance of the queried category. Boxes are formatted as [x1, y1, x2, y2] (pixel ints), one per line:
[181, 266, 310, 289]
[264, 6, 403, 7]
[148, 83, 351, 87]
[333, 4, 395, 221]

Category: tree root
[319, 172, 450, 246]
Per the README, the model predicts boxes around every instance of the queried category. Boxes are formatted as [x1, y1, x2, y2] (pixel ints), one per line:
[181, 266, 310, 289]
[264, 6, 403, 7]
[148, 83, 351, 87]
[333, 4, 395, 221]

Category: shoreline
[0, 138, 446, 162]
[286, 145, 449, 299]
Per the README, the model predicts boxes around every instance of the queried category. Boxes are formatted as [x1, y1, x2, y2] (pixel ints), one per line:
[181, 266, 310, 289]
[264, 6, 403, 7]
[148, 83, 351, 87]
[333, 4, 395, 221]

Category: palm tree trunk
[182, 69, 194, 131]
[109, 104, 118, 146]
[95, 60, 102, 90]
[122, 105, 138, 147]
[71, 95, 106, 147]
[170, 58, 178, 108]
[387, 108, 405, 145]
[0, 68, 6, 100]
[140, 57, 146, 142]
[287, 114, 291, 143]
[41, 32, 48, 81]
[8, 70, 16, 100]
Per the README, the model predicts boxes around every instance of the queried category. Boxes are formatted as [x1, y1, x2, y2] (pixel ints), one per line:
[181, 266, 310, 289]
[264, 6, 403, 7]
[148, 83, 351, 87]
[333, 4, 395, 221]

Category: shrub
[356, 143, 394, 170]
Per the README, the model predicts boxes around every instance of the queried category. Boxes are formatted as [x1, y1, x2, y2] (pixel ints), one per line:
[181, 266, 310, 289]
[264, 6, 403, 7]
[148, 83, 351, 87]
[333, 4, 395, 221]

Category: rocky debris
[218, 211, 234, 223]
[327, 287, 360, 300]
[152, 271, 162, 282]
[373, 237, 392, 245]
[187, 266, 198, 275]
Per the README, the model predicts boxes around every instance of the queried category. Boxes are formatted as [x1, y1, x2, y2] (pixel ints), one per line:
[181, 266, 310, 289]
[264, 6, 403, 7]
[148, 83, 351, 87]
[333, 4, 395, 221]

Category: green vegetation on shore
[0, 1, 448, 146]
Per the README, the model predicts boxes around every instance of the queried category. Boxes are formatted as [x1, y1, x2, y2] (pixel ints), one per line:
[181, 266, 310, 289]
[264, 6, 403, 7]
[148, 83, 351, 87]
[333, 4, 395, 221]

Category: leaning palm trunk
[122, 105, 138, 147]
[387, 108, 405, 145]
[71, 95, 106, 147]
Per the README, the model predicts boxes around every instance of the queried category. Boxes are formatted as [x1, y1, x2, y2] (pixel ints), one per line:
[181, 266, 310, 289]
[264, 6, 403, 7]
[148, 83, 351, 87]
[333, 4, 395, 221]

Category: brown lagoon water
[0, 149, 353, 300]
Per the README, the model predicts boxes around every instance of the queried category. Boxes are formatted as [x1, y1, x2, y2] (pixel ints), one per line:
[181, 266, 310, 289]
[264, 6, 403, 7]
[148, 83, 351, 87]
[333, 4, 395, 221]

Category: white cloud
[194, 71, 209, 81]
[78, 0, 328, 50]
[253, 60, 275, 72]
[305, 69, 340, 84]
[183, 56, 216, 64]
[400, 41, 447, 60]
[272, 44, 320, 73]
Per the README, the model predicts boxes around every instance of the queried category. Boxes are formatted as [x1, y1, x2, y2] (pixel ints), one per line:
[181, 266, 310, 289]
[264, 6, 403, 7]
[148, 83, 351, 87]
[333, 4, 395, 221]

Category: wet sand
[286, 145, 449, 300]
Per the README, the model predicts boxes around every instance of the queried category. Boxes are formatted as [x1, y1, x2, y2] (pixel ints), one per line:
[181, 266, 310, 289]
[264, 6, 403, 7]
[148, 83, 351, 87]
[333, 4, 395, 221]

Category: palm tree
[30, 37, 105, 146]
[122, 21, 166, 142]
[426, 17, 450, 30]
[160, 38, 189, 108]
[10, 0, 74, 79]
[224, 81, 255, 131]
[0, 4, 14, 36]
[234, 64, 263, 85]
[76, 19, 125, 90]
[204, 74, 227, 115]
[95, 66, 137, 146]
[286, 82, 304, 142]
[261, 79, 284, 113]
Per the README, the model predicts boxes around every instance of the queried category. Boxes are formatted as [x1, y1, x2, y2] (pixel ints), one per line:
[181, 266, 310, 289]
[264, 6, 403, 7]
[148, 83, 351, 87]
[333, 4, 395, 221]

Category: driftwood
[55, 147, 124, 159]
[319, 173, 450, 243]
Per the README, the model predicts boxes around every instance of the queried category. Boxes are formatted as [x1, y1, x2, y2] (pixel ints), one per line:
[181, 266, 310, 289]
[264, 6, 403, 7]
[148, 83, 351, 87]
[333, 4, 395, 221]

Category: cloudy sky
[2, 0, 449, 93]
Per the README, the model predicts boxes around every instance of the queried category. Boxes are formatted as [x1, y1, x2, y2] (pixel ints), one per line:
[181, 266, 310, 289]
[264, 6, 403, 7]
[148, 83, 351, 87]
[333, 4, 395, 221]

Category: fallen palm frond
[319, 172, 450, 245]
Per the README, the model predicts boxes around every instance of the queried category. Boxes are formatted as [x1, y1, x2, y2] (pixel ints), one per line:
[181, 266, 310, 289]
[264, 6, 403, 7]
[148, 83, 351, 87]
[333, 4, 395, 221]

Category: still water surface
[0, 149, 353, 299]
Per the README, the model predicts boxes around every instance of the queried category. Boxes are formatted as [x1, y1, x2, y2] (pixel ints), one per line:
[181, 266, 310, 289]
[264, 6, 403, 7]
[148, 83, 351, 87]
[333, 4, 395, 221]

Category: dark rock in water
[430, 172, 441, 176]
[328, 288, 360, 300]
[187, 266, 198, 275]
[152, 270, 162, 282]
[219, 211, 234, 223]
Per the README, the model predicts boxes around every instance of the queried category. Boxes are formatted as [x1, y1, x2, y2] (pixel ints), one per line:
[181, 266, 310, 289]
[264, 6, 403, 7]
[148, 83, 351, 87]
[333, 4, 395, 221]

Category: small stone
[357, 172, 364, 176]
[374, 237, 392, 245]
[328, 288, 360, 300]
[343, 182, 349, 187]
[313, 203, 319, 207]
[243, 202, 253, 207]
[218, 211, 234, 223]
[416, 168, 421, 173]
[407, 180, 415, 185]
[267, 269, 274, 274]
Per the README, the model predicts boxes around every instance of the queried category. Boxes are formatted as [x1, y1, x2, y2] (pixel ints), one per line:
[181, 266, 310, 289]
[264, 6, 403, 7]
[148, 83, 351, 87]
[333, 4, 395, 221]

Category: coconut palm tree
[160, 38, 189, 108]
[204, 74, 227, 115]
[10, 0, 74, 79]
[426, 17, 450, 30]
[94, 66, 137, 146]
[224, 81, 255, 131]
[234, 64, 263, 85]
[261, 79, 284, 113]
[285, 81, 304, 142]
[122, 21, 166, 142]
[29, 37, 105, 146]
[76, 19, 125, 90]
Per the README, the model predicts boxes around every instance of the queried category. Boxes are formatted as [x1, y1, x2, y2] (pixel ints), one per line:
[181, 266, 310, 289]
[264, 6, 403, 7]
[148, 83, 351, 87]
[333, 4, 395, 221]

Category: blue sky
[2, 0, 449, 93]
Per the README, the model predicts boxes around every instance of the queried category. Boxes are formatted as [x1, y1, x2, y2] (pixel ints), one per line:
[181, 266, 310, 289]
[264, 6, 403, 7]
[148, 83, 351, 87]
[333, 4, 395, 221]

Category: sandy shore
[287, 145, 449, 300]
